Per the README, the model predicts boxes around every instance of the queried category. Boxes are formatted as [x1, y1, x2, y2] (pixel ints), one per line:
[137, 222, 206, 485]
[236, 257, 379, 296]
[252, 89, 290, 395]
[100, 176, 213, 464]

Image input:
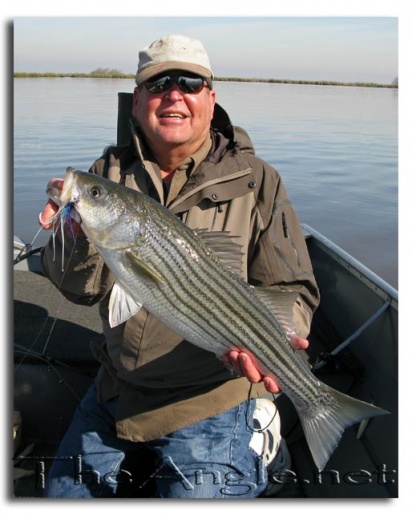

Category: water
[13, 78, 398, 288]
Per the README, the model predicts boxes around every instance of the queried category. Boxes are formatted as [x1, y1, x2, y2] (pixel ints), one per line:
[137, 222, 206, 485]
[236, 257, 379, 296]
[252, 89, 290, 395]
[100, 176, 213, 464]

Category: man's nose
[165, 84, 184, 101]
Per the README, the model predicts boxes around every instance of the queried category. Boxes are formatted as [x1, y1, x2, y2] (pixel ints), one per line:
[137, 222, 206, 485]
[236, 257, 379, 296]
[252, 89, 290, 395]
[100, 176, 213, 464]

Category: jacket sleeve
[247, 161, 320, 338]
[41, 230, 115, 306]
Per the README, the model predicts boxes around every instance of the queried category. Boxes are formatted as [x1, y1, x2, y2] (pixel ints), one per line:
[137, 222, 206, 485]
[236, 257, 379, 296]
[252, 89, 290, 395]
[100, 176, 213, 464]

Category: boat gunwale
[302, 224, 398, 310]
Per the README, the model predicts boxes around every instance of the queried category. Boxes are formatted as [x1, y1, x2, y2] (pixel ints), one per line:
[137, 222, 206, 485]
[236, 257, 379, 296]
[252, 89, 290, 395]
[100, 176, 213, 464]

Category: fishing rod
[14, 243, 44, 266]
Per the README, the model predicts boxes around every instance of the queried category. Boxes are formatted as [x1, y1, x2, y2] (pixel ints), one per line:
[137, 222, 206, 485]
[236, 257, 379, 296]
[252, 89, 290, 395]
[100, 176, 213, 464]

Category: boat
[13, 223, 398, 498]
[12, 92, 398, 498]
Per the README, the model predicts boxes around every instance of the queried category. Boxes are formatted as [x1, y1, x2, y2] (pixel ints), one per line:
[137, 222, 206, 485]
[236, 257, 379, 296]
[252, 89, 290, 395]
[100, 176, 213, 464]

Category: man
[39, 35, 320, 498]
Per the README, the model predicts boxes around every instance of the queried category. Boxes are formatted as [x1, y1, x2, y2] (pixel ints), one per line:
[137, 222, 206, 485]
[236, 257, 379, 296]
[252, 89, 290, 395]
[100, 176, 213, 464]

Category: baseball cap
[135, 34, 214, 86]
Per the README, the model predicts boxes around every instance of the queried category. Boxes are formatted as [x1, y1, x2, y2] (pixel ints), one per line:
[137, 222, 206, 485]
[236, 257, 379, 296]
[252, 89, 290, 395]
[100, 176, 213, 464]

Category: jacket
[41, 103, 320, 442]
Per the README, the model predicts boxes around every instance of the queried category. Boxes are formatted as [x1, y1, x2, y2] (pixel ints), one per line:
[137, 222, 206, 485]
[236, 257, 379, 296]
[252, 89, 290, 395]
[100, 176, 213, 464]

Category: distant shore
[13, 72, 397, 89]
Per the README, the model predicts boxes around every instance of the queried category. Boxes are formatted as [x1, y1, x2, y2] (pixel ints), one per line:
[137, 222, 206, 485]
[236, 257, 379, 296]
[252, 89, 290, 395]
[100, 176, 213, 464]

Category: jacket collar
[210, 103, 255, 157]
[126, 103, 256, 210]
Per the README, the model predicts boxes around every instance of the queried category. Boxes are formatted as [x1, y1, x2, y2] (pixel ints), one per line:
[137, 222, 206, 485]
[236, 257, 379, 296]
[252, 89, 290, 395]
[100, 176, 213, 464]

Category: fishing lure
[37, 200, 78, 271]
[54, 202, 77, 271]
[60, 202, 77, 243]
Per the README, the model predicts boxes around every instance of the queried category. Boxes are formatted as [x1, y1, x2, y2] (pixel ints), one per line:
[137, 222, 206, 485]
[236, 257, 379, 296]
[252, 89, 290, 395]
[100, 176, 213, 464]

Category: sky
[13, 16, 398, 84]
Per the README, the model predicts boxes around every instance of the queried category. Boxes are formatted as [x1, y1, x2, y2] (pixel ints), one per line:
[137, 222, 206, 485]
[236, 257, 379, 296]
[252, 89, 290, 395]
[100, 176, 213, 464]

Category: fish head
[60, 168, 146, 249]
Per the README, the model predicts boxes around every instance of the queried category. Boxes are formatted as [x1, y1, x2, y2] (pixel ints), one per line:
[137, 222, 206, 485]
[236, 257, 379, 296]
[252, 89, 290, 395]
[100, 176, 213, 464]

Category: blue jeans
[44, 383, 268, 498]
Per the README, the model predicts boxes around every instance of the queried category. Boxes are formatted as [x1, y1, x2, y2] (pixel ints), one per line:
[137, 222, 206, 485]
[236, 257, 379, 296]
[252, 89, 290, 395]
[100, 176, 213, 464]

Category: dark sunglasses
[143, 73, 211, 95]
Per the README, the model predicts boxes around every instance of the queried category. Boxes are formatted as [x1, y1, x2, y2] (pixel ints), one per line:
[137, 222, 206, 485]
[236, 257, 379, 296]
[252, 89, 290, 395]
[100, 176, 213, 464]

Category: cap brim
[136, 61, 213, 86]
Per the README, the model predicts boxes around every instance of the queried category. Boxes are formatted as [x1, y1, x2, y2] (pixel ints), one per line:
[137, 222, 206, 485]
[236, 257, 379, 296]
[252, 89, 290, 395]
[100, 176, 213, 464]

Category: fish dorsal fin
[254, 288, 299, 341]
[108, 282, 143, 327]
[194, 229, 244, 274]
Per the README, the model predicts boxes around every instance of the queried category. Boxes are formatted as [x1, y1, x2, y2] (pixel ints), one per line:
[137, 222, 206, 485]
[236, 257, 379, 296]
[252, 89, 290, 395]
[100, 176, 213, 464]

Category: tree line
[13, 69, 399, 89]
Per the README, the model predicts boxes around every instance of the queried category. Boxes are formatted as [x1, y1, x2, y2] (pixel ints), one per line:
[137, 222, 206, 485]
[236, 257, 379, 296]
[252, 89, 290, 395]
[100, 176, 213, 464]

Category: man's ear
[132, 86, 140, 118]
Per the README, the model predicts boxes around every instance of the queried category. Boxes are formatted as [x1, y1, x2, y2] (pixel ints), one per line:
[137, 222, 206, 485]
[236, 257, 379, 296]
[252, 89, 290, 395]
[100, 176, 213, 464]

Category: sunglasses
[143, 73, 211, 95]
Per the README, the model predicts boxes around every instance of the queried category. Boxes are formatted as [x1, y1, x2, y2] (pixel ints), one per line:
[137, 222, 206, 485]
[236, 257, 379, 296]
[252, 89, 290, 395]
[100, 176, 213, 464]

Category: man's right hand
[38, 178, 64, 230]
[38, 178, 83, 236]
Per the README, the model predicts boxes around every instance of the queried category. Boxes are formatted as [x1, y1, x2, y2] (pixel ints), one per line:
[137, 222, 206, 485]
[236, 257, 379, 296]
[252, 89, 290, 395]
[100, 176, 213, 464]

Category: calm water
[13, 78, 398, 288]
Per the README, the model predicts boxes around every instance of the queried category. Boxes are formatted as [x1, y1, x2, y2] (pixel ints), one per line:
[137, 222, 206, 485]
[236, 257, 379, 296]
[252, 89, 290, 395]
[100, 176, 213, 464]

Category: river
[13, 78, 398, 287]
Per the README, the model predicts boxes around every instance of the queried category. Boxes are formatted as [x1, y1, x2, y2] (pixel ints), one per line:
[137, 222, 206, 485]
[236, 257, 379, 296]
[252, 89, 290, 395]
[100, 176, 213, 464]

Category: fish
[59, 167, 389, 471]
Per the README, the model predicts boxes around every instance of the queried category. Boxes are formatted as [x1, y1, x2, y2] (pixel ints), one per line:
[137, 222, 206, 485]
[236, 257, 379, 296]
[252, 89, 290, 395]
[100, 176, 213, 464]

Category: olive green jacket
[41, 103, 320, 442]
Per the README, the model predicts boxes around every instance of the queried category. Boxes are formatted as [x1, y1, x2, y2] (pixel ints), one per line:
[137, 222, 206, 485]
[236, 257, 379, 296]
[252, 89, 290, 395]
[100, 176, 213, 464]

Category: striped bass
[59, 168, 388, 471]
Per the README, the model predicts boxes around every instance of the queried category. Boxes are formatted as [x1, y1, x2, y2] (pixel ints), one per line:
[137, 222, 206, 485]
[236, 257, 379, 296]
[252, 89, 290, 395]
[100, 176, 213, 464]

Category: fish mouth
[66, 201, 81, 224]
[60, 167, 76, 205]
[60, 168, 81, 222]
[46, 185, 63, 206]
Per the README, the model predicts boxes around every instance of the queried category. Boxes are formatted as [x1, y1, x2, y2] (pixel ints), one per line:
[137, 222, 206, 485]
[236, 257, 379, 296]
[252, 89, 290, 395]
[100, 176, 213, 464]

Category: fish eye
[88, 185, 105, 200]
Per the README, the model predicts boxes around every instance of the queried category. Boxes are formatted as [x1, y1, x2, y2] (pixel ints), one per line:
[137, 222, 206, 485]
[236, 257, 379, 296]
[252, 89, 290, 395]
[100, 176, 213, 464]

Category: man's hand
[38, 178, 83, 236]
[224, 335, 309, 394]
[38, 178, 64, 230]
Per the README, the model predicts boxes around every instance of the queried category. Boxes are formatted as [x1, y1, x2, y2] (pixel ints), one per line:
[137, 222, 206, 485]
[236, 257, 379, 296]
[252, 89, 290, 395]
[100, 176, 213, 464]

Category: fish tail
[298, 385, 389, 470]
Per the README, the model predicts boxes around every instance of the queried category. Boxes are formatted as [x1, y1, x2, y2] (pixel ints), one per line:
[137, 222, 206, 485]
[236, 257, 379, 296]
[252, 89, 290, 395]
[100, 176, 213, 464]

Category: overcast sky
[13, 16, 398, 84]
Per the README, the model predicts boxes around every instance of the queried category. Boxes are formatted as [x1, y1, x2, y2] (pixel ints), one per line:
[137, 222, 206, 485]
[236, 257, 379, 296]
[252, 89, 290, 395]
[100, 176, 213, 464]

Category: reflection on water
[14, 78, 398, 287]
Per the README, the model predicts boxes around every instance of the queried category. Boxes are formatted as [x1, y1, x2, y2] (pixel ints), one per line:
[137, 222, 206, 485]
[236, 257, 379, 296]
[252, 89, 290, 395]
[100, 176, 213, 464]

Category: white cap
[135, 34, 214, 86]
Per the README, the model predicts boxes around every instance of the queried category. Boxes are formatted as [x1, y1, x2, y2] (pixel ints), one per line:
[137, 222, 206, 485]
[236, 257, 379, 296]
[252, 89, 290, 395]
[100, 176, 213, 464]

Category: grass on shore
[13, 72, 397, 89]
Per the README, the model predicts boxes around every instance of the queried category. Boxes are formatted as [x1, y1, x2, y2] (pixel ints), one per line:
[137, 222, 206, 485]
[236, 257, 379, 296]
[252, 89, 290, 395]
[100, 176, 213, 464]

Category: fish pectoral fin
[254, 287, 299, 341]
[108, 282, 143, 327]
[125, 249, 164, 284]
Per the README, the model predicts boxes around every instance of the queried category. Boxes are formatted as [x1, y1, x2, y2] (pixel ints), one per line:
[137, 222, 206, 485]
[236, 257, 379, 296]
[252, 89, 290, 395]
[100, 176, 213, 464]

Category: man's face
[132, 71, 216, 158]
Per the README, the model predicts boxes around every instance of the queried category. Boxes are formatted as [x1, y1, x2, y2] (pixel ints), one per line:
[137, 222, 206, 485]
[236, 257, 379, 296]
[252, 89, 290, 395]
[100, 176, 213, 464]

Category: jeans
[44, 383, 268, 498]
